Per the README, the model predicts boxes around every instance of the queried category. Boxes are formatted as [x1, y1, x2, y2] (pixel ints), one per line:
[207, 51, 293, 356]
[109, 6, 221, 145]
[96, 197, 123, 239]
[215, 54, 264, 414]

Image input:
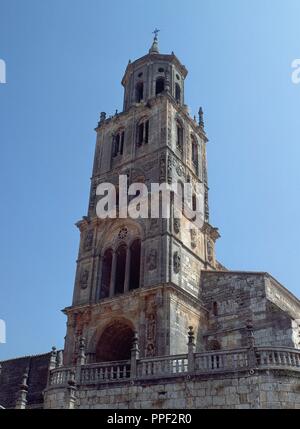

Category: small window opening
[156, 77, 165, 95]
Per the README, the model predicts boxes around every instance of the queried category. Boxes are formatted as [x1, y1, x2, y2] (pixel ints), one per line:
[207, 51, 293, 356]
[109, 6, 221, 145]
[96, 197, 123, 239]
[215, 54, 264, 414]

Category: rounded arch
[129, 238, 141, 290]
[115, 243, 127, 295]
[175, 82, 181, 102]
[155, 76, 165, 95]
[99, 248, 113, 299]
[94, 319, 135, 362]
[96, 219, 145, 256]
[135, 81, 144, 103]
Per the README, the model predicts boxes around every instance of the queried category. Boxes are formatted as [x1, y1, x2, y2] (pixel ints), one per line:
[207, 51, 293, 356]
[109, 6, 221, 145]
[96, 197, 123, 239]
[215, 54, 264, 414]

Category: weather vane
[152, 28, 160, 39]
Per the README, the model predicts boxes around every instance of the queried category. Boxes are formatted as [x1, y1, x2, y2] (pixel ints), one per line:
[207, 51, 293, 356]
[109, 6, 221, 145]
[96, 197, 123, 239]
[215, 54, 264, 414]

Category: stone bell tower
[62, 33, 220, 366]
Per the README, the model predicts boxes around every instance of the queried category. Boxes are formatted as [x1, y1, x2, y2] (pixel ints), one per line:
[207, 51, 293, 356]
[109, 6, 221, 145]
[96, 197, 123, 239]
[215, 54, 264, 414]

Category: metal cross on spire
[152, 28, 160, 40]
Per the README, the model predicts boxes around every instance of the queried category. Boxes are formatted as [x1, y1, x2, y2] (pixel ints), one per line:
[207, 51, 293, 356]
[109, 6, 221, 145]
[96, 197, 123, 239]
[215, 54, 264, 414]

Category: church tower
[63, 33, 220, 366]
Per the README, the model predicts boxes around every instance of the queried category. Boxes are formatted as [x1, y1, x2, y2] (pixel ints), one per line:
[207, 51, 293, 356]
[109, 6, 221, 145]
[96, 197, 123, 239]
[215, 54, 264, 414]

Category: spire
[198, 107, 205, 128]
[149, 28, 160, 54]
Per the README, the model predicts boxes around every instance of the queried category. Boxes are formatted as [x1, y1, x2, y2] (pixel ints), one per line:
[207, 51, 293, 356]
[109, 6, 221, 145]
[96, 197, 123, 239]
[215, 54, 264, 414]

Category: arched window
[191, 135, 198, 173]
[175, 83, 181, 103]
[100, 249, 113, 299]
[129, 239, 141, 290]
[192, 194, 197, 212]
[113, 130, 125, 157]
[135, 82, 144, 103]
[115, 244, 127, 295]
[155, 77, 165, 95]
[176, 121, 183, 153]
[137, 118, 149, 146]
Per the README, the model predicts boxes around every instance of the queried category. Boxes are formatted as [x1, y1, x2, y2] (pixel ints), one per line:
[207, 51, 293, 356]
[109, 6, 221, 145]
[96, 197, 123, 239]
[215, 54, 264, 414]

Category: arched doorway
[95, 320, 134, 362]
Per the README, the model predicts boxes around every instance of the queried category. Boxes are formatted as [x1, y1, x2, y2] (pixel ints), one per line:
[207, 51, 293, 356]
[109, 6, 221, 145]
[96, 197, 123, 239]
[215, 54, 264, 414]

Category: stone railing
[47, 346, 300, 388]
[137, 354, 188, 378]
[80, 360, 131, 383]
[256, 347, 300, 368]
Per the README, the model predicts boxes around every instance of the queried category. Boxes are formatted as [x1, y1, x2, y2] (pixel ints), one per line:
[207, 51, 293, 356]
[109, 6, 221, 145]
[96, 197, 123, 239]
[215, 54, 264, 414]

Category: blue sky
[0, 0, 300, 360]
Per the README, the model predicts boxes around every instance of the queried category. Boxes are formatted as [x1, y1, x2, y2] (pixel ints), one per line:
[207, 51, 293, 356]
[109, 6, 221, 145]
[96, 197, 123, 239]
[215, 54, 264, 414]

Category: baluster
[212, 355, 216, 370]
[205, 355, 209, 371]
[223, 354, 227, 370]
[277, 351, 281, 365]
[287, 352, 292, 366]
[281, 352, 287, 365]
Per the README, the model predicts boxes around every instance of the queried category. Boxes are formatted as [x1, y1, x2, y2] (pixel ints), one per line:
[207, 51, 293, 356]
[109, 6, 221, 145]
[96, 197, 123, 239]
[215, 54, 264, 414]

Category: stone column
[94, 255, 102, 301]
[78, 337, 86, 366]
[109, 250, 117, 297]
[187, 326, 195, 373]
[15, 373, 28, 409]
[130, 332, 140, 379]
[47, 346, 57, 387]
[66, 370, 77, 409]
[124, 247, 131, 292]
[56, 350, 63, 368]
[49, 346, 57, 370]
[246, 323, 257, 369]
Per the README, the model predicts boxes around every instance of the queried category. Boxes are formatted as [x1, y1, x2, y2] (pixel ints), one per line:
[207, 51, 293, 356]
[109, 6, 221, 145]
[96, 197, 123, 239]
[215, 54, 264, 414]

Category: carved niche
[190, 229, 197, 248]
[167, 155, 172, 184]
[147, 248, 157, 271]
[207, 239, 214, 264]
[159, 154, 166, 183]
[79, 269, 89, 290]
[173, 251, 181, 274]
[145, 296, 157, 357]
[84, 230, 94, 251]
[174, 218, 181, 234]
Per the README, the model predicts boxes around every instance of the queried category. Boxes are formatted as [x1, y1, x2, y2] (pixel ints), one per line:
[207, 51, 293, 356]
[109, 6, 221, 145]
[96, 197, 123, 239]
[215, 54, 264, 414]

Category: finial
[188, 326, 195, 344]
[20, 372, 29, 390]
[98, 111, 106, 126]
[198, 107, 204, 128]
[149, 28, 160, 54]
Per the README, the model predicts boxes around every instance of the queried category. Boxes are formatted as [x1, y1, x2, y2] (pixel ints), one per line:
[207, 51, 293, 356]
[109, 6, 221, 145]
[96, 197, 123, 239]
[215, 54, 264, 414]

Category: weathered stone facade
[44, 370, 300, 409]
[1, 36, 300, 409]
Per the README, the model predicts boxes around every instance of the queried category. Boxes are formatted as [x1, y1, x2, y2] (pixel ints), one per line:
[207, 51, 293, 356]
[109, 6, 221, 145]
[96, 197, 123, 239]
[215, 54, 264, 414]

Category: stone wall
[0, 352, 51, 409]
[44, 369, 300, 409]
[201, 271, 300, 351]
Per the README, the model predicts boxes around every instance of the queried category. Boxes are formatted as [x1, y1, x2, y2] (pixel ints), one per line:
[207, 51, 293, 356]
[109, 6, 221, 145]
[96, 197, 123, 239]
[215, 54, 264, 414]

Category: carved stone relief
[190, 229, 197, 248]
[159, 154, 166, 183]
[147, 248, 157, 271]
[118, 226, 128, 240]
[174, 218, 181, 234]
[167, 156, 172, 184]
[173, 251, 181, 274]
[84, 230, 94, 251]
[207, 239, 214, 264]
[80, 269, 89, 289]
[145, 296, 157, 357]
